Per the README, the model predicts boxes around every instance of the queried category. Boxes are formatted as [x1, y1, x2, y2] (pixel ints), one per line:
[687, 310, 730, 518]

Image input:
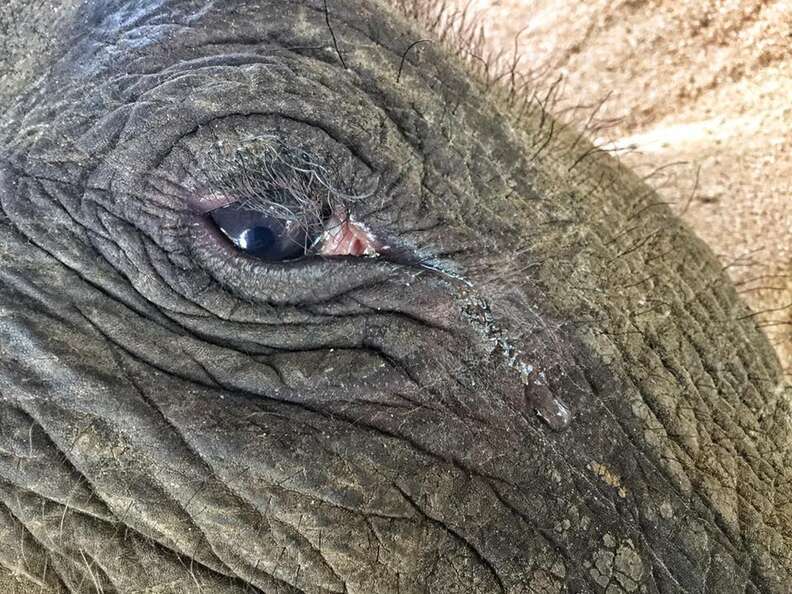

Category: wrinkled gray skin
[0, 1, 790, 592]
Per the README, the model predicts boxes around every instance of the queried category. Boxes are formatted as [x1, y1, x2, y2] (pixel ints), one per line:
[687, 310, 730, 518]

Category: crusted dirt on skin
[450, 0, 792, 373]
[589, 462, 627, 499]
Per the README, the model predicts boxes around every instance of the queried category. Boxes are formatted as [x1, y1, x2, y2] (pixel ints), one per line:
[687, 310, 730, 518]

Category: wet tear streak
[456, 284, 575, 432]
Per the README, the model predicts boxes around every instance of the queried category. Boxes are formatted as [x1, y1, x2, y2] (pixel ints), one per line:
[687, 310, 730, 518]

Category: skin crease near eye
[318, 214, 383, 257]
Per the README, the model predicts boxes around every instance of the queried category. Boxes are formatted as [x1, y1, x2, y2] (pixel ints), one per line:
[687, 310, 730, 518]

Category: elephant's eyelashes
[190, 134, 384, 261]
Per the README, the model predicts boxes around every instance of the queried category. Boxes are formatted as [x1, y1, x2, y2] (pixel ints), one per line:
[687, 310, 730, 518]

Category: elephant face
[0, 1, 790, 592]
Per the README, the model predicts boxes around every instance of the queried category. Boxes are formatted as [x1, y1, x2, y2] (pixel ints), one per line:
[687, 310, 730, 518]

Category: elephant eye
[207, 201, 382, 261]
[195, 136, 383, 261]
[208, 202, 310, 261]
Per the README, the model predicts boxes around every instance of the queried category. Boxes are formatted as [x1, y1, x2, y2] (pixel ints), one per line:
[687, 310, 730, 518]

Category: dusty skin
[451, 0, 791, 373]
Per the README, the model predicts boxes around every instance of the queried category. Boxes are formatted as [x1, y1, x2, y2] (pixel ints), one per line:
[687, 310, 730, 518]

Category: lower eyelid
[188, 216, 407, 306]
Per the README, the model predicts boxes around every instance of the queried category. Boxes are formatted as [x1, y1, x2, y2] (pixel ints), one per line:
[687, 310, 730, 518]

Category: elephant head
[0, 0, 789, 591]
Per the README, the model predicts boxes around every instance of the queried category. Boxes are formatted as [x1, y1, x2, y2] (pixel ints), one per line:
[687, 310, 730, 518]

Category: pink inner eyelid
[318, 215, 382, 257]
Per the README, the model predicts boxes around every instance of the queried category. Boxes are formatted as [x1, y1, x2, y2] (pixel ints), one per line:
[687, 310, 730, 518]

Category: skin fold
[0, 0, 790, 592]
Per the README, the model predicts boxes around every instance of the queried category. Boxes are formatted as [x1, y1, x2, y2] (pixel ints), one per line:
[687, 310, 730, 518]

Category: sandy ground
[448, 0, 791, 374]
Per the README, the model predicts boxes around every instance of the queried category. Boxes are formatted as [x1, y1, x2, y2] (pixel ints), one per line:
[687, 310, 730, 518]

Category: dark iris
[208, 203, 308, 261]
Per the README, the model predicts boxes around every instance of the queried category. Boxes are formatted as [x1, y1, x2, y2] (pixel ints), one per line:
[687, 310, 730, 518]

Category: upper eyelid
[195, 137, 378, 202]
[189, 192, 241, 214]
[183, 139, 382, 239]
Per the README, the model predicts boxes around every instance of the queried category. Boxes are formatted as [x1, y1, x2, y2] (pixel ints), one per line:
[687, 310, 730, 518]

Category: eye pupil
[238, 226, 274, 254]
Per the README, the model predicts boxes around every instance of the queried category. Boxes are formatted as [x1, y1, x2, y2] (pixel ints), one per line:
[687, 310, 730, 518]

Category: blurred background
[446, 0, 791, 373]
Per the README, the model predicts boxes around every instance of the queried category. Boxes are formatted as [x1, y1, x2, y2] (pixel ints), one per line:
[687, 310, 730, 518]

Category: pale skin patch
[589, 462, 627, 498]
